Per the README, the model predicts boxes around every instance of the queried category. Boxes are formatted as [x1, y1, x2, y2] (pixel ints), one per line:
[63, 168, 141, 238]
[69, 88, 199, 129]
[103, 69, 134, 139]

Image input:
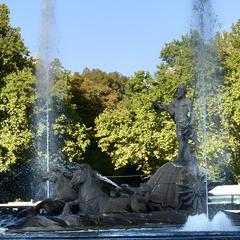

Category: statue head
[70, 164, 97, 189]
[176, 84, 187, 99]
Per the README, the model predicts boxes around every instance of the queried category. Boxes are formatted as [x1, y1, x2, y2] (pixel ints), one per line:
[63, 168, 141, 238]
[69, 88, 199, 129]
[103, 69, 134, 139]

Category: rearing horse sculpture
[63, 164, 131, 214]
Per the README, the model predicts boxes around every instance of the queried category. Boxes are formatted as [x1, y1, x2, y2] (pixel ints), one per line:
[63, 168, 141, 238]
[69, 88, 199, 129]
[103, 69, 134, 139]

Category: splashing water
[192, 0, 227, 218]
[34, 0, 57, 199]
[96, 172, 121, 189]
[0, 228, 6, 234]
[183, 212, 236, 231]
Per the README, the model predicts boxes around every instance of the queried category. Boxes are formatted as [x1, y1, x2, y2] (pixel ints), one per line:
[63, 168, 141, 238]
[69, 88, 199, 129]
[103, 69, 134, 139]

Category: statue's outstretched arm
[152, 101, 175, 121]
[152, 101, 169, 112]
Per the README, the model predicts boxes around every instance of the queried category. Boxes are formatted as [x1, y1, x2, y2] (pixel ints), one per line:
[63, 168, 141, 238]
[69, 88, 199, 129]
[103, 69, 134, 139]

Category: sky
[1, 0, 240, 76]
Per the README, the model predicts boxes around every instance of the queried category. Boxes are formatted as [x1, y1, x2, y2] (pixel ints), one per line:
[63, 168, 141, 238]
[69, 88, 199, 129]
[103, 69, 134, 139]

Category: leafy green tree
[155, 35, 195, 102]
[53, 114, 90, 162]
[34, 59, 91, 163]
[0, 69, 35, 171]
[96, 71, 177, 175]
[71, 68, 128, 127]
[65, 68, 128, 174]
[0, 4, 32, 79]
[217, 20, 240, 178]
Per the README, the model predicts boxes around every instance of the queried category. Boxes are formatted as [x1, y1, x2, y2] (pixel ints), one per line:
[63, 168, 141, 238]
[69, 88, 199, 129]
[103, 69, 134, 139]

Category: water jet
[0, 0, 239, 239]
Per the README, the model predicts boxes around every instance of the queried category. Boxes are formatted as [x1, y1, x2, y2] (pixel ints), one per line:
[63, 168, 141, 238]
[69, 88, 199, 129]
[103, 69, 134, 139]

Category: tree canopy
[0, 4, 32, 79]
[0, 4, 240, 201]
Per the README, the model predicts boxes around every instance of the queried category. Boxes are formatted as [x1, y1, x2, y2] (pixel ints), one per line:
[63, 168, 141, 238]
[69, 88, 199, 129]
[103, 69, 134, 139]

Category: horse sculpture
[48, 164, 78, 202]
[32, 163, 79, 216]
[63, 164, 131, 214]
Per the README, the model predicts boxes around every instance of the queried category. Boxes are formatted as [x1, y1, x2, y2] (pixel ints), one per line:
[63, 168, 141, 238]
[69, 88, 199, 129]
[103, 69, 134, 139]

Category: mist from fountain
[34, 0, 57, 199]
[183, 0, 235, 230]
[192, 0, 213, 219]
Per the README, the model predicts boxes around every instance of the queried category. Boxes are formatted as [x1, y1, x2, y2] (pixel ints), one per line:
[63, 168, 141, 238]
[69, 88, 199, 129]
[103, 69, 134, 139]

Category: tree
[63, 68, 128, 174]
[217, 20, 240, 179]
[95, 37, 196, 175]
[34, 59, 91, 164]
[0, 4, 32, 79]
[0, 69, 35, 171]
[155, 35, 195, 102]
[71, 68, 128, 127]
[96, 71, 177, 175]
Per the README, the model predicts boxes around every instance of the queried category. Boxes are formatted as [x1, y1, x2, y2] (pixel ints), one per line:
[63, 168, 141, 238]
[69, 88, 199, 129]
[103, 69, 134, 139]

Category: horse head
[49, 164, 79, 201]
[50, 164, 73, 183]
[70, 164, 98, 190]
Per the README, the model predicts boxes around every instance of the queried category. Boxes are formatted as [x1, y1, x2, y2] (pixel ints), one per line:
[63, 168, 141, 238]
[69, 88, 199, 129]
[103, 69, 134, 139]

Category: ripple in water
[183, 212, 237, 231]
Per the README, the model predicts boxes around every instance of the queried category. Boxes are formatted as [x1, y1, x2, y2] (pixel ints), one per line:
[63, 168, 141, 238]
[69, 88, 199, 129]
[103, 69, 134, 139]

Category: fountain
[181, 0, 235, 228]
[33, 0, 57, 199]
[183, 212, 236, 231]
[0, 0, 239, 239]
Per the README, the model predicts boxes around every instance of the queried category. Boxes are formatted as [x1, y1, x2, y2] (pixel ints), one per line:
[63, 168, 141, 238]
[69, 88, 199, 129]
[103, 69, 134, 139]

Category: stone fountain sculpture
[152, 84, 197, 167]
[13, 84, 207, 230]
[151, 84, 205, 211]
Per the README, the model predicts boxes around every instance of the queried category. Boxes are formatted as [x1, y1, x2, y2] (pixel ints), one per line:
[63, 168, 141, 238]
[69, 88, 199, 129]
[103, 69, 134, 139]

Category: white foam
[182, 211, 237, 231]
[0, 227, 7, 234]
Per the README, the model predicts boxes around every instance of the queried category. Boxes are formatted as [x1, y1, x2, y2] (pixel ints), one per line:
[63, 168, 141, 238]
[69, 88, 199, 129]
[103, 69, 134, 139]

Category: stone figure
[42, 164, 78, 202]
[152, 84, 197, 166]
[121, 183, 152, 213]
[15, 163, 207, 230]
[51, 164, 78, 202]
[31, 163, 80, 216]
[62, 164, 131, 215]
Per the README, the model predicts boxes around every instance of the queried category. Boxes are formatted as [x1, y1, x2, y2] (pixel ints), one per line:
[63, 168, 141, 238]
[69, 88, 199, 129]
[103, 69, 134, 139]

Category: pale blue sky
[1, 0, 240, 76]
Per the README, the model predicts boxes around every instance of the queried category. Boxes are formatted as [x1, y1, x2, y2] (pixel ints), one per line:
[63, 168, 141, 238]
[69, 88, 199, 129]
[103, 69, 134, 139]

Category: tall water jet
[192, 0, 230, 217]
[33, 0, 57, 199]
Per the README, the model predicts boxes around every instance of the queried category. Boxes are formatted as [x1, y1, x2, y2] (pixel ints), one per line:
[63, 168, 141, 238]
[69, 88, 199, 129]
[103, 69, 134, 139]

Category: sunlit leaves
[96, 71, 177, 175]
[0, 4, 32, 79]
[53, 114, 90, 162]
[0, 69, 35, 171]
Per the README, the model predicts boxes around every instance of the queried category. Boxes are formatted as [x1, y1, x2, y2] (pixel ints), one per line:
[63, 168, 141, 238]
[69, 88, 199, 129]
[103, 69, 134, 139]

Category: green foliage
[1, 1, 240, 186]
[126, 71, 153, 94]
[53, 114, 90, 162]
[0, 69, 35, 171]
[96, 71, 177, 175]
[51, 59, 74, 104]
[217, 20, 240, 178]
[66, 68, 129, 173]
[70, 68, 128, 127]
[0, 5, 34, 172]
[45, 60, 91, 163]
[0, 4, 32, 79]
[155, 35, 195, 102]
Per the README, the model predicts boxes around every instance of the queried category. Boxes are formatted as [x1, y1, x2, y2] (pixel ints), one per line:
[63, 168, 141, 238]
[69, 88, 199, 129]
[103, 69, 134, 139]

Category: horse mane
[51, 162, 83, 179]
[51, 165, 72, 179]
[78, 164, 99, 182]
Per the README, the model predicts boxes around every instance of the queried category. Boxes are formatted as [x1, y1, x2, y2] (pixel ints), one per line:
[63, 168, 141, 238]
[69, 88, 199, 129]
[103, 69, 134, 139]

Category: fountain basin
[3, 227, 240, 240]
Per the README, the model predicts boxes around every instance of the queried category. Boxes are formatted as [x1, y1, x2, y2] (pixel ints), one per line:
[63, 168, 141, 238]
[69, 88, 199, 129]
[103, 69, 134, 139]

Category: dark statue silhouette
[12, 84, 208, 230]
[152, 84, 198, 168]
